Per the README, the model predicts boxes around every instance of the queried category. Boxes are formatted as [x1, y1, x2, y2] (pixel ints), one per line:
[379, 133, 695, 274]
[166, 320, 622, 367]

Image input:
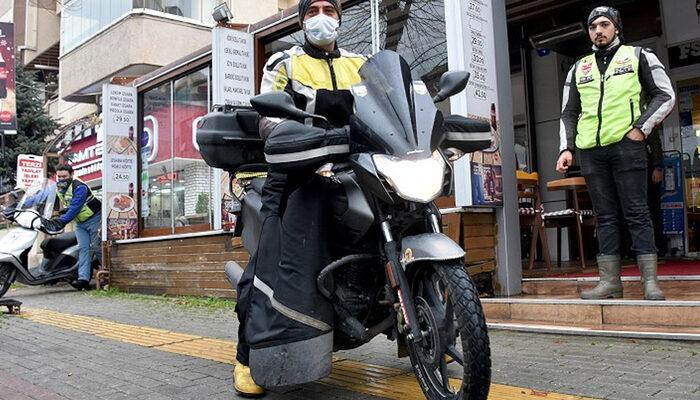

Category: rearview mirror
[433, 71, 470, 103]
[250, 91, 327, 123]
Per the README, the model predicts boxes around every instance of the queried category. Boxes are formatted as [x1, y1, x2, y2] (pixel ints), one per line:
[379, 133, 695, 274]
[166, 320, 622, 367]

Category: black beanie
[587, 6, 623, 35]
[298, 0, 342, 26]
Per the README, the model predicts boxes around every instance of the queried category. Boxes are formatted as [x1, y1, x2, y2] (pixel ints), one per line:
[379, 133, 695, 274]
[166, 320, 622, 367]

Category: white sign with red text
[16, 154, 44, 189]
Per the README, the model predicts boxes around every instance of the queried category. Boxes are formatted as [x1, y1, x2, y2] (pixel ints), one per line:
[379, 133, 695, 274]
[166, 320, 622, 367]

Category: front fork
[381, 210, 442, 343]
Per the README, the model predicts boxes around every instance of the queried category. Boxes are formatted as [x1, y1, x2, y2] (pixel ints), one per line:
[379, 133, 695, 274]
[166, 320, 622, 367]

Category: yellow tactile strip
[19, 308, 597, 400]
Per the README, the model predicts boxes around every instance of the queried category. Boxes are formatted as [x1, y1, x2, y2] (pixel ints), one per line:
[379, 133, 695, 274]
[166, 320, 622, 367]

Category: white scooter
[0, 179, 88, 298]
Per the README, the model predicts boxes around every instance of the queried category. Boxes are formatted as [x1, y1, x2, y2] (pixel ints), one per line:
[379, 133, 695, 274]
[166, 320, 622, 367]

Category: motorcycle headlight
[372, 151, 446, 203]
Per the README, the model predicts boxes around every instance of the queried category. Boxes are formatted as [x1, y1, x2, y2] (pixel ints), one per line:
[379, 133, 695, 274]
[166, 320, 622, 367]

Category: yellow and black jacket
[259, 42, 365, 140]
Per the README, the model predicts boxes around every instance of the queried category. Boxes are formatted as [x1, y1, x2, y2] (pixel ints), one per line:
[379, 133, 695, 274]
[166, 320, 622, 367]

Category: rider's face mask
[304, 14, 340, 47]
[56, 178, 72, 190]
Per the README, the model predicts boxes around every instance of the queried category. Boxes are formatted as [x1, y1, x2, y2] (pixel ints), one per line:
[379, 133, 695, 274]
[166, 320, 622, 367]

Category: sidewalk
[1, 284, 699, 400]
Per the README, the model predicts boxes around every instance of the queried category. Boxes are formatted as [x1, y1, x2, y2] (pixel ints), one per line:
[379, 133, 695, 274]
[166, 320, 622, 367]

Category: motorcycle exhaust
[224, 261, 245, 288]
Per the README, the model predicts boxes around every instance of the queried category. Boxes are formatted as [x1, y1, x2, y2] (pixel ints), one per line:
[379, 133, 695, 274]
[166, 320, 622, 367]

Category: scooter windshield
[350, 50, 439, 157]
[17, 179, 57, 219]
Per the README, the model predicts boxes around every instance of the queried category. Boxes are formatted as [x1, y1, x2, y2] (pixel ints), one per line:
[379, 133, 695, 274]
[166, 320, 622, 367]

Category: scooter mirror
[250, 92, 328, 123]
[433, 71, 470, 103]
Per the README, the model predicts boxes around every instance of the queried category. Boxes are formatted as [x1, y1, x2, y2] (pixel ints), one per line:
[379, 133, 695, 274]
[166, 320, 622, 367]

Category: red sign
[0, 22, 17, 133]
[67, 133, 103, 184]
[16, 154, 44, 189]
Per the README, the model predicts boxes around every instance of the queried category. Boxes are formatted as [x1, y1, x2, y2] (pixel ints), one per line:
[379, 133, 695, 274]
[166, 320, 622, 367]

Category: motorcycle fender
[400, 233, 465, 270]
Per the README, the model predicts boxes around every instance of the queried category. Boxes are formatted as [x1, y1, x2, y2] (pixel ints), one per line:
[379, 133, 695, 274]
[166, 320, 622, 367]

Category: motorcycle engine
[333, 262, 378, 317]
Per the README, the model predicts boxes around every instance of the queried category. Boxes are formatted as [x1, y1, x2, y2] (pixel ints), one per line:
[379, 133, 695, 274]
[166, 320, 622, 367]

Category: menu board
[212, 26, 255, 107]
[452, 0, 503, 207]
[211, 26, 256, 231]
[101, 84, 139, 240]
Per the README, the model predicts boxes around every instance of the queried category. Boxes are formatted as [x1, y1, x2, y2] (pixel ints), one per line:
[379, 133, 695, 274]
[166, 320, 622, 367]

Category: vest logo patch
[581, 62, 593, 75]
[615, 56, 632, 65]
[579, 75, 594, 84]
[613, 65, 634, 75]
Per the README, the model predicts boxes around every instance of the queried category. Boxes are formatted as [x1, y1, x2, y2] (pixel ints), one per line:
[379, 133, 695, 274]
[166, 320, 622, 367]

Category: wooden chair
[545, 177, 596, 271]
[517, 170, 553, 271]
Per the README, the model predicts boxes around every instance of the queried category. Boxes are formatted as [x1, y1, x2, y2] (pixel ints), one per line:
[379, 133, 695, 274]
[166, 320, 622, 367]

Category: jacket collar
[303, 40, 341, 59]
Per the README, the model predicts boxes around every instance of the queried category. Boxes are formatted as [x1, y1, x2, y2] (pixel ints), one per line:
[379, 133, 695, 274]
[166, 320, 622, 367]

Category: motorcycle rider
[232, 0, 365, 396]
[556, 6, 675, 300]
[51, 164, 102, 290]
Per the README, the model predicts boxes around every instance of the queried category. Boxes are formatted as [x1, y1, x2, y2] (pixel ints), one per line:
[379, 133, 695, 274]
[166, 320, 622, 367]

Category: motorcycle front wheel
[0, 262, 17, 298]
[407, 261, 491, 400]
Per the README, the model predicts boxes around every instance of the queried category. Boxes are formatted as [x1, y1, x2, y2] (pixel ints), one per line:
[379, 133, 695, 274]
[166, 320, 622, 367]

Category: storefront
[100, 0, 519, 297]
[49, 0, 700, 301]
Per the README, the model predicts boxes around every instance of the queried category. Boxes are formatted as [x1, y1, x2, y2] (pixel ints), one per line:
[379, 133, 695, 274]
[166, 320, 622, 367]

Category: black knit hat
[587, 6, 623, 34]
[298, 0, 342, 26]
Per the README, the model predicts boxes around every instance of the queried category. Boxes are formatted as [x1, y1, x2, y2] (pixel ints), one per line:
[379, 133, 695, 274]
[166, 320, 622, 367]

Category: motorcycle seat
[41, 232, 78, 255]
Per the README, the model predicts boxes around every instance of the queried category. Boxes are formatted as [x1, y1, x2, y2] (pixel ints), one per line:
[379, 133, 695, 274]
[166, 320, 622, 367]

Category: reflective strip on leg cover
[253, 276, 332, 332]
[264, 144, 350, 164]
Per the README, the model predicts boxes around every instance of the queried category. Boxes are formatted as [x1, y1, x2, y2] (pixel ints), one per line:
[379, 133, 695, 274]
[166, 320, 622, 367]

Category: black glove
[43, 218, 66, 233]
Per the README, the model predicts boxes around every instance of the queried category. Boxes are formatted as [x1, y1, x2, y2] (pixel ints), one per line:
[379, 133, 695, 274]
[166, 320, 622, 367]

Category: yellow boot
[233, 363, 266, 398]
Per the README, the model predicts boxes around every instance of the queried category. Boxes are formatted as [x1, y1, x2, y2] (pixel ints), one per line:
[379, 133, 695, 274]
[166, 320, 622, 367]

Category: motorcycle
[197, 50, 493, 399]
[0, 179, 96, 298]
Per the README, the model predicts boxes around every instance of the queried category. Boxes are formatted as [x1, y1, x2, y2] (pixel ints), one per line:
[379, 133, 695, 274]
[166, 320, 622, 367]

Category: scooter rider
[556, 6, 676, 300]
[51, 164, 102, 290]
[232, 0, 365, 396]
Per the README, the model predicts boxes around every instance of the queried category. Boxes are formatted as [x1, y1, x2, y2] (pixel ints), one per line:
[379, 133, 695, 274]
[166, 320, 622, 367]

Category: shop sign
[448, 0, 503, 207]
[669, 40, 700, 69]
[101, 84, 139, 241]
[212, 26, 255, 107]
[67, 133, 103, 183]
[16, 154, 44, 189]
[0, 22, 17, 134]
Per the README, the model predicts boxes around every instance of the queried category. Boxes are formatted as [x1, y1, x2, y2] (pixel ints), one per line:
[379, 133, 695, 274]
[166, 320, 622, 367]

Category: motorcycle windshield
[17, 179, 57, 219]
[351, 50, 438, 157]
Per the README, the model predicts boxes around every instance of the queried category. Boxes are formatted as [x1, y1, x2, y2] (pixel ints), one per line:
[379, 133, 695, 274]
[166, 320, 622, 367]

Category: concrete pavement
[1, 284, 699, 400]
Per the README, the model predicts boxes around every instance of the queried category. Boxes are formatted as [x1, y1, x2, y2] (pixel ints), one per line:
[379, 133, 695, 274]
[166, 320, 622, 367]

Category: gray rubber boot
[638, 254, 665, 300]
[580, 255, 623, 299]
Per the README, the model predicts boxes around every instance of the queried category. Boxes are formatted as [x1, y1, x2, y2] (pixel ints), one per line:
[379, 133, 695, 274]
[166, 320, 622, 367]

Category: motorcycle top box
[196, 107, 265, 172]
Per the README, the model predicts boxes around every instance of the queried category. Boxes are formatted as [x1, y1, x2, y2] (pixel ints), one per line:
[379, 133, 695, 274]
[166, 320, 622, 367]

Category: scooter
[0, 179, 90, 298]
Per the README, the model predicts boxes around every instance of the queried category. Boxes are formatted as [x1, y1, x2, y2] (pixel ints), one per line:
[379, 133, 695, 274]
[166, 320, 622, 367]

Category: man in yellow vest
[556, 6, 676, 300]
[53, 164, 102, 290]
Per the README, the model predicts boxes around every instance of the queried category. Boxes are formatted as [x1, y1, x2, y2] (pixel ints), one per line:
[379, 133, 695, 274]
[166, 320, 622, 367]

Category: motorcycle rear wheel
[407, 261, 491, 400]
[0, 263, 17, 298]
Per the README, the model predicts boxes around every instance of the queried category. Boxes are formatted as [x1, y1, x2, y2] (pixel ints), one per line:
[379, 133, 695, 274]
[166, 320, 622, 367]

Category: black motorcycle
[197, 50, 493, 399]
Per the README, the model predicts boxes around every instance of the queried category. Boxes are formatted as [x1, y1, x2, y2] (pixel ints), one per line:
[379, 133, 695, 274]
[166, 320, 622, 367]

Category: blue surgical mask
[304, 14, 340, 48]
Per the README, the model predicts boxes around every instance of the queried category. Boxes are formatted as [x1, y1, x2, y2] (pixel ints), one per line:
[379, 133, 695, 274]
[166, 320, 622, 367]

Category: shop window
[678, 78, 700, 254]
[141, 68, 213, 236]
[173, 68, 212, 230]
[142, 82, 174, 232]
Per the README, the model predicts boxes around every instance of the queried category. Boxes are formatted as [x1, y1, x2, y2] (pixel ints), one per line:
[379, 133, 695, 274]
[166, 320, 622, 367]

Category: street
[1, 285, 698, 400]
